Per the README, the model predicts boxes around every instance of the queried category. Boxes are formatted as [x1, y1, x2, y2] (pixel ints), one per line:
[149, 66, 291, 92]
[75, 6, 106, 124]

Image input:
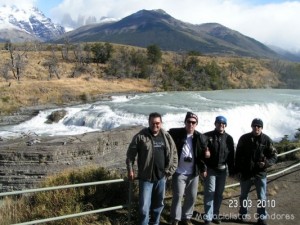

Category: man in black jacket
[203, 115, 235, 225]
[235, 118, 277, 225]
[169, 112, 207, 225]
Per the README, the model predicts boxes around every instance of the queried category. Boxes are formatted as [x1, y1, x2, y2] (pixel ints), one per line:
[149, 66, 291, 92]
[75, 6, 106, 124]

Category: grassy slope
[0, 46, 282, 115]
[0, 49, 153, 115]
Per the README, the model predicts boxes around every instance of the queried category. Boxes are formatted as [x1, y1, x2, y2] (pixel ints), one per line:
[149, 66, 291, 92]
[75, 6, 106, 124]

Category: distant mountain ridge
[0, 4, 65, 42]
[58, 9, 279, 59]
[0, 6, 299, 62]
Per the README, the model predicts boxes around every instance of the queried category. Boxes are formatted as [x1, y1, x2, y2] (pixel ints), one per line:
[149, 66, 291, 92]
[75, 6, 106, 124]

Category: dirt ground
[162, 160, 300, 225]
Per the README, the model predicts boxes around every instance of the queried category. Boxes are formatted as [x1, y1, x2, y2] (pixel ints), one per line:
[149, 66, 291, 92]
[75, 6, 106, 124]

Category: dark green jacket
[126, 127, 178, 181]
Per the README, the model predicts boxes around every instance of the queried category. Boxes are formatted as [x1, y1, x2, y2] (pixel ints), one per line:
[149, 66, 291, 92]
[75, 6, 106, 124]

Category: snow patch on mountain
[0, 4, 65, 42]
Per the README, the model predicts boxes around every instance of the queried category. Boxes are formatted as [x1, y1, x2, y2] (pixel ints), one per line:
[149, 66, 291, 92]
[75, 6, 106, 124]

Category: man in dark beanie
[235, 118, 277, 225]
[169, 111, 207, 225]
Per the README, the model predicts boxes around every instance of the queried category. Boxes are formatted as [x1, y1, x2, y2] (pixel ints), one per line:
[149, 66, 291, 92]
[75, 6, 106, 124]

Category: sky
[0, 0, 299, 53]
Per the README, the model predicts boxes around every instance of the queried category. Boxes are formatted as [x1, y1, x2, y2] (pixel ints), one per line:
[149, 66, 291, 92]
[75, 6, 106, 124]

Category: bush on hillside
[0, 166, 131, 225]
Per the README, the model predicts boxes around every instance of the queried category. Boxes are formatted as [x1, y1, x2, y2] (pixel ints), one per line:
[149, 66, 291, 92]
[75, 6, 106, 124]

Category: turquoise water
[1, 89, 299, 143]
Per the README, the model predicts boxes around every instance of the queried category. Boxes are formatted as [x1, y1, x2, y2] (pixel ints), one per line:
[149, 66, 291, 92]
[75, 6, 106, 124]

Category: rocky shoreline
[0, 93, 116, 127]
[0, 94, 142, 192]
[0, 124, 143, 192]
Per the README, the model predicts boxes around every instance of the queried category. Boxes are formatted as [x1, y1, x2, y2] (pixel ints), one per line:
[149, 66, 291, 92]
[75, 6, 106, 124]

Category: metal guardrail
[0, 179, 132, 225]
[225, 147, 300, 188]
[12, 205, 126, 225]
[0, 179, 125, 197]
[0, 147, 299, 224]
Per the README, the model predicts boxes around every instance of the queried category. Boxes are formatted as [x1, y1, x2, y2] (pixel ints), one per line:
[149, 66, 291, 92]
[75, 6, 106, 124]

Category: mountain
[56, 9, 279, 59]
[268, 45, 300, 62]
[0, 4, 65, 42]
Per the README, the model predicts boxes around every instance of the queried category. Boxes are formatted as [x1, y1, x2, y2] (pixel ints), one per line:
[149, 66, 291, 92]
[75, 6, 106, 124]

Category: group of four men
[126, 112, 277, 225]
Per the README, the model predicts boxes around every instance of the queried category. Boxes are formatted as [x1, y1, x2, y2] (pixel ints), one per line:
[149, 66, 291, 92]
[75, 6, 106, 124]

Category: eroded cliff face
[0, 126, 143, 192]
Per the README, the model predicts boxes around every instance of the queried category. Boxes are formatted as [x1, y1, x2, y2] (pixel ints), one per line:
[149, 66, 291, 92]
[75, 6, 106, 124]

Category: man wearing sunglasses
[235, 118, 277, 225]
[168, 112, 207, 225]
[203, 116, 235, 225]
[126, 112, 178, 225]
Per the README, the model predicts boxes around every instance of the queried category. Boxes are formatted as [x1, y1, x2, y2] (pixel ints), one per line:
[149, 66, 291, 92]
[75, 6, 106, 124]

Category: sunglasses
[252, 125, 262, 128]
[186, 120, 197, 125]
[152, 122, 161, 126]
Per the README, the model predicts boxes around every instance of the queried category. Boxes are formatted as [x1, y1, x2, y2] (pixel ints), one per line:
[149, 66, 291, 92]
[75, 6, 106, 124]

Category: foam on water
[0, 90, 299, 144]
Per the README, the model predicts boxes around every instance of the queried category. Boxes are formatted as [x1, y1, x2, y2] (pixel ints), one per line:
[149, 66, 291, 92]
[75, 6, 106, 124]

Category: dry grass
[0, 48, 154, 115]
[0, 166, 128, 225]
[0, 45, 282, 115]
[0, 78, 152, 115]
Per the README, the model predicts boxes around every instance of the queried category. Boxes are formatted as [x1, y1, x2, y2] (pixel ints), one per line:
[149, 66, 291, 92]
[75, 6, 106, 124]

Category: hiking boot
[171, 220, 179, 225]
[213, 215, 221, 224]
[213, 218, 221, 224]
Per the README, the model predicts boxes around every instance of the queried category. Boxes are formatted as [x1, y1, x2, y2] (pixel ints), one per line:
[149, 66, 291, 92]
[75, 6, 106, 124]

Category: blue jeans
[170, 172, 199, 221]
[239, 176, 267, 220]
[204, 167, 227, 222]
[138, 177, 166, 225]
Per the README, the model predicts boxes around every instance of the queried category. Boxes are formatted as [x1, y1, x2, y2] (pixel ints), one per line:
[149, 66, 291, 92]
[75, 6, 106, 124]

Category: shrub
[0, 166, 130, 225]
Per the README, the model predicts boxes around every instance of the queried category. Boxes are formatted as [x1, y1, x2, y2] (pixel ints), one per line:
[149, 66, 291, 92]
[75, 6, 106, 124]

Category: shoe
[181, 219, 193, 225]
[213, 218, 221, 224]
[204, 220, 211, 225]
[257, 219, 267, 225]
[171, 219, 179, 225]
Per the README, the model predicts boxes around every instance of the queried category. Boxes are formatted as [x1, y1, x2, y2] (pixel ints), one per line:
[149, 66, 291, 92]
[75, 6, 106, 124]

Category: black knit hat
[251, 118, 263, 127]
[184, 112, 198, 123]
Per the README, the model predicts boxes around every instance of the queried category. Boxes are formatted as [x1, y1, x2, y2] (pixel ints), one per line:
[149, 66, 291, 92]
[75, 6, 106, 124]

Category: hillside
[0, 41, 299, 117]
[58, 9, 279, 60]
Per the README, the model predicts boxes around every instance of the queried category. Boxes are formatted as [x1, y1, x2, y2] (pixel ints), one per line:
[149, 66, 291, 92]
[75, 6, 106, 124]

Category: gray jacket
[126, 127, 178, 181]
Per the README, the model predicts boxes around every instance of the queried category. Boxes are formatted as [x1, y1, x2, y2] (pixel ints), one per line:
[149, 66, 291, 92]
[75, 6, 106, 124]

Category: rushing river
[0, 89, 299, 144]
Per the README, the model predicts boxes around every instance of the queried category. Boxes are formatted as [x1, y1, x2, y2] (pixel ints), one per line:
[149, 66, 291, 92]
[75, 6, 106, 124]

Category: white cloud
[48, 0, 300, 52]
[1, 0, 299, 52]
[0, 0, 36, 9]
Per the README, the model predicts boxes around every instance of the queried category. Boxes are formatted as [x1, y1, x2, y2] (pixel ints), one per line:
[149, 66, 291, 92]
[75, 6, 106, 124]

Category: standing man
[126, 112, 178, 225]
[169, 112, 207, 225]
[235, 118, 277, 225]
[203, 116, 235, 225]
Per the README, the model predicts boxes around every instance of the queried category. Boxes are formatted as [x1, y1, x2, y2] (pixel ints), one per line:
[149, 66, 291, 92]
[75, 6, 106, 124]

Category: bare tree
[0, 62, 10, 82]
[61, 37, 71, 61]
[73, 43, 85, 65]
[6, 41, 28, 81]
[43, 45, 60, 79]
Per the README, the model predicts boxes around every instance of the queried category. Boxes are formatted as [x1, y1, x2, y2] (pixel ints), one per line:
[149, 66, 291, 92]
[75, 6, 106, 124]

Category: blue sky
[36, 0, 61, 17]
[1, 0, 299, 52]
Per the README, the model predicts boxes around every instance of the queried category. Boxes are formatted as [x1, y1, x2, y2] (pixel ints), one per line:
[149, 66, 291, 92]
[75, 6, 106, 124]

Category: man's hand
[200, 171, 207, 178]
[128, 171, 134, 181]
[258, 161, 265, 168]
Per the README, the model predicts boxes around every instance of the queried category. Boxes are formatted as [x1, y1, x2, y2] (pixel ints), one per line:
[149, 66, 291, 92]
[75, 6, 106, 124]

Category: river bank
[0, 124, 143, 192]
[0, 92, 136, 127]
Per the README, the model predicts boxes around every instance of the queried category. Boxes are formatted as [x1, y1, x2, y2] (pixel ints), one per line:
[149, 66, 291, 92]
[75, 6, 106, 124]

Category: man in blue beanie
[203, 115, 235, 224]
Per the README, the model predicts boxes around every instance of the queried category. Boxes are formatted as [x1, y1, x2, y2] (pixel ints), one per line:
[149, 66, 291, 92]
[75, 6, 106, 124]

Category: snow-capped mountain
[0, 4, 65, 42]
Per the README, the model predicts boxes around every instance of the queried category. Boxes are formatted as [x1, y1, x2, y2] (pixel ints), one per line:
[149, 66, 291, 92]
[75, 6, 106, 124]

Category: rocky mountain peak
[0, 4, 65, 42]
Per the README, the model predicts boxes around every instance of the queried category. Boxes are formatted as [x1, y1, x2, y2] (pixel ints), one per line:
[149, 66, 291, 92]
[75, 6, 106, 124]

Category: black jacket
[235, 132, 277, 179]
[204, 130, 235, 175]
[168, 127, 207, 174]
